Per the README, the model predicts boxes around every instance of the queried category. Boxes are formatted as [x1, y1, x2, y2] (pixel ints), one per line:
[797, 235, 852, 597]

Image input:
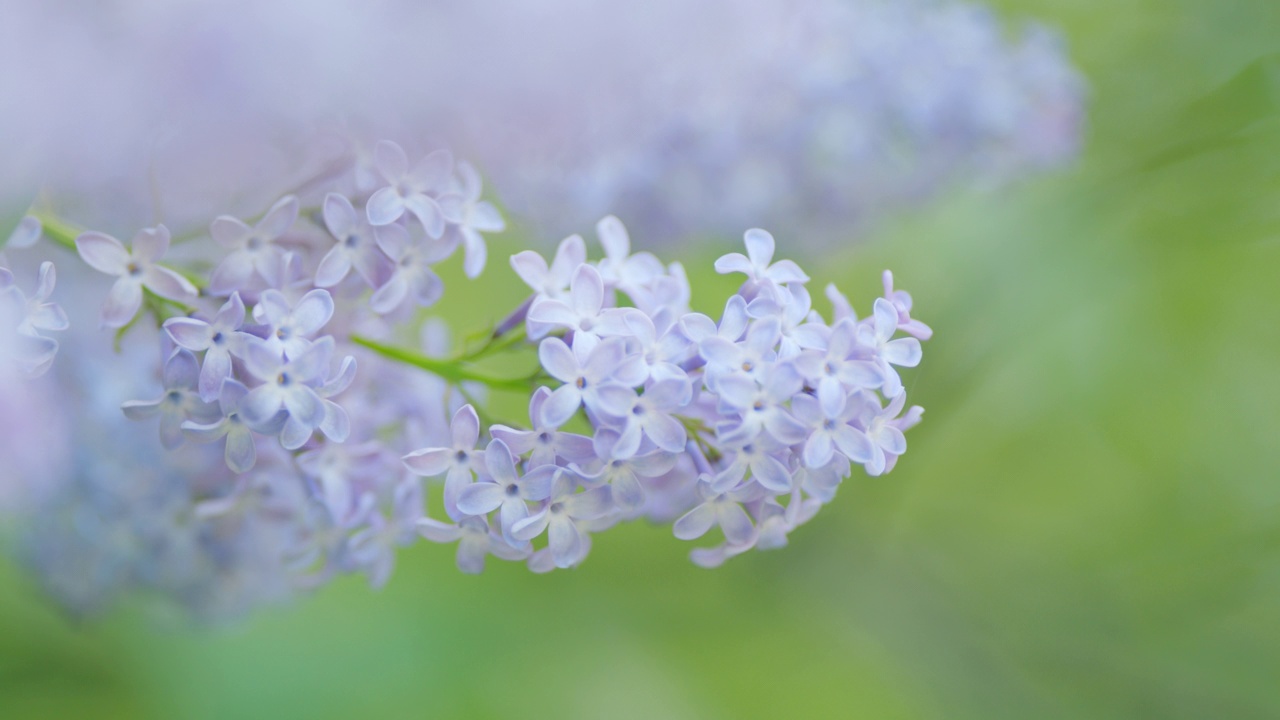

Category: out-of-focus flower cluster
[0, 135, 929, 616]
[1, 0, 1084, 244]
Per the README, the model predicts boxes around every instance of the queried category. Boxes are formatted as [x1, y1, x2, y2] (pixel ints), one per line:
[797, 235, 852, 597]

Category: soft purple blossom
[121, 349, 220, 449]
[164, 293, 248, 401]
[207, 195, 299, 295]
[76, 225, 198, 328]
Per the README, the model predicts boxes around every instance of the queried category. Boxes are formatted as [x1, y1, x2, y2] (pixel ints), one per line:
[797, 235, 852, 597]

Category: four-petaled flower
[76, 225, 198, 328]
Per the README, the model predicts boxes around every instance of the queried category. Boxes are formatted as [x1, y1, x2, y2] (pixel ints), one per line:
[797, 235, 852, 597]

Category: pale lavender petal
[541, 385, 582, 427]
[804, 431, 835, 469]
[209, 216, 250, 247]
[751, 455, 793, 493]
[142, 265, 197, 302]
[101, 279, 142, 328]
[537, 337, 578, 382]
[366, 187, 405, 226]
[199, 347, 232, 401]
[457, 483, 505, 516]
[404, 195, 445, 238]
[717, 503, 755, 545]
[315, 246, 353, 287]
[743, 228, 775, 268]
[884, 338, 923, 367]
[570, 264, 604, 317]
[224, 427, 257, 473]
[131, 225, 170, 263]
[258, 195, 299, 239]
[833, 426, 874, 464]
[673, 503, 716, 540]
[8, 216, 41, 248]
[322, 192, 357, 239]
[403, 448, 452, 476]
[370, 274, 409, 314]
[293, 289, 335, 335]
[713, 252, 753, 276]
[75, 232, 128, 275]
[510, 251, 550, 290]
[374, 140, 409, 181]
[526, 298, 577, 327]
[645, 414, 686, 453]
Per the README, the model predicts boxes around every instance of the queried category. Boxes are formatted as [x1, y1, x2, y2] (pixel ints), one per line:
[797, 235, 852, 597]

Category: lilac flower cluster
[404, 219, 930, 571]
[5, 137, 928, 614]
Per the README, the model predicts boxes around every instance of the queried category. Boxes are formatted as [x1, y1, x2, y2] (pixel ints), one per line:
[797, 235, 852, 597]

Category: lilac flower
[369, 224, 448, 314]
[881, 270, 934, 340]
[510, 474, 613, 569]
[673, 477, 762, 546]
[510, 234, 586, 300]
[489, 387, 596, 469]
[239, 336, 337, 450]
[526, 264, 630, 340]
[713, 363, 808, 446]
[163, 292, 247, 401]
[620, 309, 692, 384]
[856, 297, 924, 397]
[855, 391, 912, 476]
[0, 262, 65, 378]
[537, 335, 647, 427]
[594, 378, 689, 457]
[794, 317, 884, 417]
[713, 229, 808, 297]
[366, 141, 457, 238]
[252, 288, 335, 359]
[456, 439, 556, 544]
[75, 225, 198, 328]
[418, 514, 530, 574]
[181, 379, 266, 474]
[316, 193, 391, 288]
[207, 196, 299, 295]
[572, 430, 679, 511]
[709, 436, 795, 494]
[680, 294, 749, 345]
[746, 283, 828, 359]
[698, 315, 780, 386]
[790, 392, 873, 470]
[402, 405, 486, 521]
[593, 215, 665, 299]
[441, 161, 505, 278]
[347, 479, 423, 589]
[121, 349, 220, 449]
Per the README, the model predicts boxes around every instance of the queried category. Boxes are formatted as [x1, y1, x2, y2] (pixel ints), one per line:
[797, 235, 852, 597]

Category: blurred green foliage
[3, 1, 1279, 718]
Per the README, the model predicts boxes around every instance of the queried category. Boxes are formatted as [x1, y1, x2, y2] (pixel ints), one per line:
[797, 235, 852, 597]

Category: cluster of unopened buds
[3, 139, 929, 589]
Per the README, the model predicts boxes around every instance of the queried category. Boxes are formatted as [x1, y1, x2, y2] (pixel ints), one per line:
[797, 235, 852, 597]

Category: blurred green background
[3, 1, 1280, 717]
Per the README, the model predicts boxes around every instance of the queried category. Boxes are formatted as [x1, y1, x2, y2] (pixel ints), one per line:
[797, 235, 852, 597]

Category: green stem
[351, 335, 537, 391]
[29, 211, 81, 253]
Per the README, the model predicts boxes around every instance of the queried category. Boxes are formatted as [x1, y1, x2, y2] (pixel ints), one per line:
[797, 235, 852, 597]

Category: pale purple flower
[620, 309, 692, 384]
[713, 229, 809, 297]
[856, 297, 923, 397]
[180, 378, 264, 474]
[698, 315, 780, 387]
[881, 270, 933, 340]
[347, 479, 423, 589]
[746, 283, 828, 359]
[0, 262, 64, 378]
[369, 224, 448, 314]
[794, 317, 884, 417]
[537, 335, 647, 427]
[510, 234, 586, 301]
[75, 225, 198, 328]
[594, 215, 665, 299]
[121, 349, 220, 449]
[366, 141, 458, 238]
[402, 405, 486, 521]
[594, 378, 689, 457]
[714, 363, 807, 446]
[252, 288, 335, 359]
[418, 514, 529, 574]
[790, 392, 874, 469]
[441, 161, 505, 278]
[709, 435, 795, 494]
[680, 294, 749, 345]
[673, 476, 763, 546]
[852, 391, 920, 476]
[163, 292, 248, 401]
[455, 439, 556, 545]
[526, 263, 630, 340]
[489, 387, 596, 469]
[316, 193, 392, 288]
[239, 336, 336, 450]
[572, 430, 679, 511]
[511, 474, 613, 569]
[207, 195, 299, 295]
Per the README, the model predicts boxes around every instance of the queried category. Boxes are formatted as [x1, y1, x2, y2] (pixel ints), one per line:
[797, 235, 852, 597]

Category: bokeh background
[2, 0, 1280, 718]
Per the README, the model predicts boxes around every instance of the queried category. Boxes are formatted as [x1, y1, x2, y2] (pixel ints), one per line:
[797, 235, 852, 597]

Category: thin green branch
[351, 335, 537, 391]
